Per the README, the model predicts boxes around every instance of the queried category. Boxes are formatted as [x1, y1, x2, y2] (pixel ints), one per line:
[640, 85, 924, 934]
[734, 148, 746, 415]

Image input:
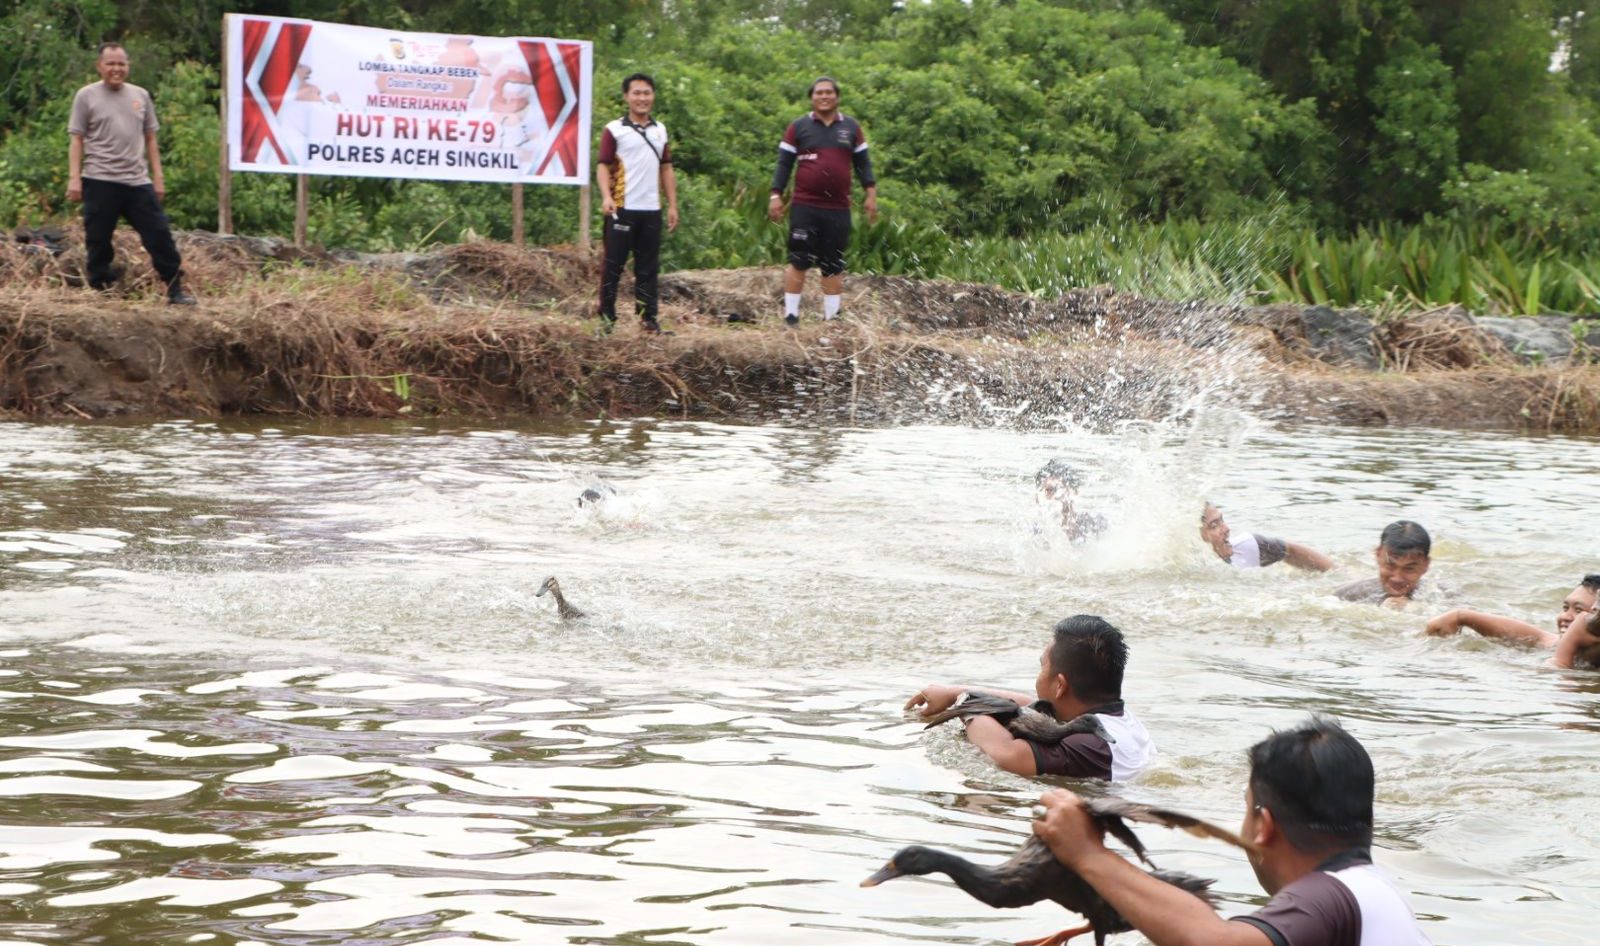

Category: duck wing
[1071, 867, 1220, 942]
[1149, 868, 1219, 905]
[1006, 706, 1115, 746]
[1029, 845, 1224, 940]
[924, 696, 1118, 756]
[1004, 838, 1107, 915]
[982, 836, 1099, 911]
[1086, 797, 1258, 856]
[921, 691, 1029, 729]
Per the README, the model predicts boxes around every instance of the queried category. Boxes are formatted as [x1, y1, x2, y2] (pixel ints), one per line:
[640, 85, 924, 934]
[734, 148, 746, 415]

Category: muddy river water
[1, 415, 1597, 946]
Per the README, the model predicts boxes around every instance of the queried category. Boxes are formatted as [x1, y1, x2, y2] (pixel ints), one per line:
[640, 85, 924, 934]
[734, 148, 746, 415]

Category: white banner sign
[225, 15, 592, 184]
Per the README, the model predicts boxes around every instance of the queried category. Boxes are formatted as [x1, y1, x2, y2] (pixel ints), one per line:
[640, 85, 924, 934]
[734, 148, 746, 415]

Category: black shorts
[787, 204, 852, 276]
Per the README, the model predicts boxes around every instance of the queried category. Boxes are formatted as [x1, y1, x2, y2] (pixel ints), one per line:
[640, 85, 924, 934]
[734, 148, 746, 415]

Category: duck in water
[862, 796, 1254, 946]
[577, 483, 617, 508]
[536, 576, 585, 620]
[921, 691, 1116, 746]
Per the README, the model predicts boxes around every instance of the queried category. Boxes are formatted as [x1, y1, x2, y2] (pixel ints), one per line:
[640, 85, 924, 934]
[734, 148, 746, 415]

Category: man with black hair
[767, 76, 878, 327]
[597, 72, 678, 335]
[1426, 573, 1600, 668]
[1200, 502, 1333, 572]
[1333, 520, 1433, 607]
[1036, 461, 1108, 543]
[67, 42, 194, 305]
[905, 615, 1154, 781]
[1033, 716, 1433, 946]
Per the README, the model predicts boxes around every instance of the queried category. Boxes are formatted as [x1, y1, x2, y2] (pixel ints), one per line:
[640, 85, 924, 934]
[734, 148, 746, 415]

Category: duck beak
[861, 860, 902, 887]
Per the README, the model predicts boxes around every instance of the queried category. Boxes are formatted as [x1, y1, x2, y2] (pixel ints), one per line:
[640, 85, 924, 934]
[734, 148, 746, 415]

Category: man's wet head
[1200, 502, 1232, 560]
[1035, 460, 1084, 501]
[1557, 574, 1600, 634]
[1034, 614, 1127, 715]
[1374, 520, 1430, 599]
[1243, 716, 1374, 895]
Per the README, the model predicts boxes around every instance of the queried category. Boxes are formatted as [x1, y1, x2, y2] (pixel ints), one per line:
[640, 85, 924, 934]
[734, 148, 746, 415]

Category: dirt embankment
[2, 231, 1598, 431]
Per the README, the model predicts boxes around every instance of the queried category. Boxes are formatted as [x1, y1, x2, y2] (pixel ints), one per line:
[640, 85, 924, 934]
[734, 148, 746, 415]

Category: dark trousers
[81, 177, 184, 292]
[786, 204, 852, 277]
[598, 209, 662, 322]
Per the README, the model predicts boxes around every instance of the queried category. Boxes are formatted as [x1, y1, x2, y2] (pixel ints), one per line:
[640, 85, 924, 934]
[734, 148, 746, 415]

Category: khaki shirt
[68, 81, 159, 185]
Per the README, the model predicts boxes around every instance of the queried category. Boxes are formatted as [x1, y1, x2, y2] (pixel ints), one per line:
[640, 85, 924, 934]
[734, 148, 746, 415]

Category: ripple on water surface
[1, 417, 1598, 945]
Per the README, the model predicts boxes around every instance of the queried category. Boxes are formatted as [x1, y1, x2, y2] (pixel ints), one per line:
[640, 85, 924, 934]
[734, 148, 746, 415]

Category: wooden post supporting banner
[218, 14, 232, 234]
[512, 184, 525, 246]
[578, 184, 591, 251]
[294, 174, 308, 248]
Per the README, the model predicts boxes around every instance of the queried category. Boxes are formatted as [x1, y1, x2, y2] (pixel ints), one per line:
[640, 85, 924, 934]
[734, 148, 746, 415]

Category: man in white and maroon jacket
[1201, 502, 1334, 572]
[1034, 716, 1433, 946]
[596, 72, 678, 335]
[767, 76, 878, 326]
[905, 615, 1155, 782]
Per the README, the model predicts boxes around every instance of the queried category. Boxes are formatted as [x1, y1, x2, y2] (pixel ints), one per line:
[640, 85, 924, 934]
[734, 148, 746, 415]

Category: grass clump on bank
[4, 230, 1600, 433]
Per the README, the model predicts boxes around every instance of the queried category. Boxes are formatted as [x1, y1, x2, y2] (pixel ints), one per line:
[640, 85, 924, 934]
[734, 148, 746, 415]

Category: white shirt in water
[1096, 709, 1155, 782]
[1334, 863, 1434, 946]
[1230, 531, 1265, 568]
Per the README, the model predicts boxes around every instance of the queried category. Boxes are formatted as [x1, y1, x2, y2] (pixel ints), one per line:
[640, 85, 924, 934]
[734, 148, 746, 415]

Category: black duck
[536, 576, 585, 620]
[862, 796, 1255, 946]
[922, 691, 1116, 745]
[577, 483, 617, 508]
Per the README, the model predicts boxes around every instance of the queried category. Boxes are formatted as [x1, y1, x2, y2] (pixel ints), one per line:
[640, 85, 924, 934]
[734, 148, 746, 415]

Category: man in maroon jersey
[767, 77, 878, 327]
[1034, 717, 1433, 946]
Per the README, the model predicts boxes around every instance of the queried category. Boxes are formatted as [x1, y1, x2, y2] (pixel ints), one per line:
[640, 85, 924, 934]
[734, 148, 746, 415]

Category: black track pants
[81, 177, 184, 292]
[598, 209, 663, 322]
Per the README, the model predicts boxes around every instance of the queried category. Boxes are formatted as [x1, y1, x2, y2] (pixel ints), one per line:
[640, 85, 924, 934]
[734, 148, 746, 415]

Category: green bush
[2, 0, 1598, 310]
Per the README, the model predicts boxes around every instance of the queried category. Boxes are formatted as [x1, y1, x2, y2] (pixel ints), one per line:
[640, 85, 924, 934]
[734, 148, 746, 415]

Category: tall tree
[0, 0, 117, 130]
[1557, 6, 1600, 107]
[1420, 0, 1561, 171]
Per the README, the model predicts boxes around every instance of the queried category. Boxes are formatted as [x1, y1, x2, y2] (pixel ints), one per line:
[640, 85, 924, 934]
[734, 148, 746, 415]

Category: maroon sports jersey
[1232, 849, 1433, 946]
[771, 112, 876, 211]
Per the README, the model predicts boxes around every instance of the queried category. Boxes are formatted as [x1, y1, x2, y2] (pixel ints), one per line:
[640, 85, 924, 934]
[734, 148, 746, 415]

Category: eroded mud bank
[2, 233, 1596, 431]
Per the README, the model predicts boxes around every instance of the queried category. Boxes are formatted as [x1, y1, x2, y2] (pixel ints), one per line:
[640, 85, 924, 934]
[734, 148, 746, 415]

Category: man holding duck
[906, 615, 1154, 781]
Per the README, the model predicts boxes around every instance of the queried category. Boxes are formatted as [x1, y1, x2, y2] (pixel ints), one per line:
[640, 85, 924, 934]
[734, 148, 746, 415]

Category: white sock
[823, 294, 841, 320]
[784, 292, 801, 317]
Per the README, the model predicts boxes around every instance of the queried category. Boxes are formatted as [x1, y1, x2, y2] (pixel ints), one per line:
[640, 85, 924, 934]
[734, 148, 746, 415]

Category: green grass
[667, 191, 1600, 316]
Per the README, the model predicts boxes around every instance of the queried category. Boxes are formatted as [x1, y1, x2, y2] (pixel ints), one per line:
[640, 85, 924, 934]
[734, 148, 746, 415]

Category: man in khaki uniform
[67, 42, 194, 305]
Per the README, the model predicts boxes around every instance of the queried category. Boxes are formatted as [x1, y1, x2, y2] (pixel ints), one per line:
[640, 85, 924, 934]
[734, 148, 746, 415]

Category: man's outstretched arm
[961, 716, 1037, 775]
[1284, 541, 1334, 572]
[1034, 791, 1271, 946]
[904, 684, 1034, 717]
[1425, 609, 1555, 646]
[904, 684, 1039, 774]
